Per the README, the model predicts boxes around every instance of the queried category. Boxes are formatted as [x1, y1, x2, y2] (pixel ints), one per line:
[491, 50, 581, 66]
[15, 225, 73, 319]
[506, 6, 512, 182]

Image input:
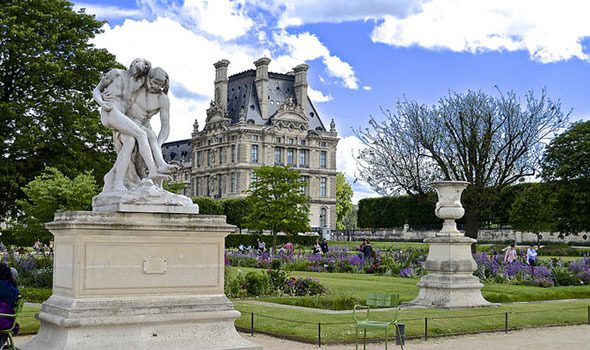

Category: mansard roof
[225, 70, 327, 132]
[161, 139, 192, 163]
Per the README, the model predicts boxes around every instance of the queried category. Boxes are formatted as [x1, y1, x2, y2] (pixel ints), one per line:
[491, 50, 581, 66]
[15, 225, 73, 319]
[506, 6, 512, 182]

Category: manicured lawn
[228, 266, 590, 343]
[228, 267, 590, 304]
[234, 300, 590, 343]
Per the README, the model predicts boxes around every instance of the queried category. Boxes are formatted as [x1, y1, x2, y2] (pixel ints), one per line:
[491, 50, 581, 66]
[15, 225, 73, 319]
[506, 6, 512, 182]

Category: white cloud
[336, 135, 379, 203]
[307, 87, 333, 103]
[137, 0, 254, 41]
[92, 18, 259, 141]
[273, 31, 360, 89]
[74, 3, 143, 18]
[371, 0, 590, 63]
[263, 0, 425, 28]
[363, 86, 372, 91]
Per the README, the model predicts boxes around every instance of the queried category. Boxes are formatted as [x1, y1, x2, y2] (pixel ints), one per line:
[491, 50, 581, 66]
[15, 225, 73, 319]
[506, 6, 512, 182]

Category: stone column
[293, 64, 309, 108]
[408, 181, 495, 308]
[254, 57, 271, 119]
[214, 59, 230, 110]
[21, 211, 261, 350]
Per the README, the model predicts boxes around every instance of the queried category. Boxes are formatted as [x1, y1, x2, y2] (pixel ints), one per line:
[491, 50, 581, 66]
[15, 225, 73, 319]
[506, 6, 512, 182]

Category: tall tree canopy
[539, 120, 590, 234]
[542, 120, 590, 181]
[244, 166, 310, 252]
[335, 172, 353, 230]
[0, 0, 121, 218]
[355, 89, 568, 239]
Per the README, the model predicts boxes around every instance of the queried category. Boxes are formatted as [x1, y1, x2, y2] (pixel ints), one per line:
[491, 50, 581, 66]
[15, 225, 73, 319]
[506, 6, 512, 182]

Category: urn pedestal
[408, 181, 495, 308]
[20, 211, 262, 350]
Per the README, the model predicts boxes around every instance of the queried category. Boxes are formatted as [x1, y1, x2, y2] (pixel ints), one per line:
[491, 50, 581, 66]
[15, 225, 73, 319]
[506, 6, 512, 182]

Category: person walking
[526, 244, 538, 272]
[504, 244, 517, 264]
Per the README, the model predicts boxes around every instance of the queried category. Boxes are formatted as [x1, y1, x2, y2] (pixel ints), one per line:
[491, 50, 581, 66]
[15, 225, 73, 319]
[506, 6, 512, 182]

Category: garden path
[12, 324, 589, 349]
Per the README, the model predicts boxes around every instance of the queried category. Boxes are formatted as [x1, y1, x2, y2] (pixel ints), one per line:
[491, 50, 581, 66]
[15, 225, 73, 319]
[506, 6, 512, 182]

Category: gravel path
[236, 325, 590, 350]
[14, 325, 589, 349]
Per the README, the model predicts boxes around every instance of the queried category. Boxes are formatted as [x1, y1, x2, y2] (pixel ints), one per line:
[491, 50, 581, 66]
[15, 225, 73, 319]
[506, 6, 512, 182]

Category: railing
[237, 305, 590, 347]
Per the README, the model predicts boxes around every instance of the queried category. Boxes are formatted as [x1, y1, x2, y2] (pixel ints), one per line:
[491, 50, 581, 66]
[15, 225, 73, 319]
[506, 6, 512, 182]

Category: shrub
[20, 287, 52, 303]
[243, 271, 270, 296]
[289, 276, 327, 296]
[551, 266, 579, 286]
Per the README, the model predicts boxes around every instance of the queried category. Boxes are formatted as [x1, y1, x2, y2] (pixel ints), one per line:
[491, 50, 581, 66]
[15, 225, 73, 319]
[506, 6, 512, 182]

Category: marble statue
[91, 59, 196, 213]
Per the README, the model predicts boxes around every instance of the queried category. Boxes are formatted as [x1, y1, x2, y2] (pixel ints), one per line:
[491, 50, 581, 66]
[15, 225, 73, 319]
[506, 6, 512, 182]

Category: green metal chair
[353, 293, 403, 350]
[0, 296, 24, 350]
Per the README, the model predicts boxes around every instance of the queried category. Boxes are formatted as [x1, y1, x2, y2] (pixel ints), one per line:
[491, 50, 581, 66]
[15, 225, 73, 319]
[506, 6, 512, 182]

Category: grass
[228, 267, 590, 304]
[227, 266, 590, 343]
[234, 300, 590, 343]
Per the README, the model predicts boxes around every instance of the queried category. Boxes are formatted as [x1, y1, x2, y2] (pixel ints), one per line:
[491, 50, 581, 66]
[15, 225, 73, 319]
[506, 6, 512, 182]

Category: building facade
[163, 58, 338, 230]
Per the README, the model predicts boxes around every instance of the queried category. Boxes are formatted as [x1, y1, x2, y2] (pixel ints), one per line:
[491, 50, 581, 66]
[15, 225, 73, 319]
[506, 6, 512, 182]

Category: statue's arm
[92, 70, 116, 111]
[157, 95, 171, 146]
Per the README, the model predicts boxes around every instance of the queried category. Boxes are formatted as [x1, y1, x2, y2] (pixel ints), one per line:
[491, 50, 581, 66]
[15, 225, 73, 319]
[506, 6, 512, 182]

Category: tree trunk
[464, 202, 480, 254]
[272, 229, 277, 254]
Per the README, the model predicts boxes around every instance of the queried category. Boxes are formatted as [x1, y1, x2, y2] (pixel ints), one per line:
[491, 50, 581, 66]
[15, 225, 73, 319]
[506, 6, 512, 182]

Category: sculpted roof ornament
[238, 107, 247, 124]
[278, 97, 301, 113]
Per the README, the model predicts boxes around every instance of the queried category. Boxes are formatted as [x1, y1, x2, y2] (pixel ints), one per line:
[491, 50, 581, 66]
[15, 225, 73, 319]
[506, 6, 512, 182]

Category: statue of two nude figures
[92, 58, 193, 209]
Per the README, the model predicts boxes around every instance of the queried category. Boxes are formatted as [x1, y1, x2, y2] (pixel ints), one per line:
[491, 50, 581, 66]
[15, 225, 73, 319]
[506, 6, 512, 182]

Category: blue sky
[73, 0, 590, 202]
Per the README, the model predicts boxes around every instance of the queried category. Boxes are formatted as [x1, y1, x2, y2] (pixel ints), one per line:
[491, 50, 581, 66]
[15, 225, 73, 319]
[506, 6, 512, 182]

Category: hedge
[357, 193, 439, 229]
[225, 234, 317, 248]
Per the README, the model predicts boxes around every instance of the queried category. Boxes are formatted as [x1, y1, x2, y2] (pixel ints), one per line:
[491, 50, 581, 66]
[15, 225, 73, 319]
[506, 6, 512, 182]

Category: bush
[243, 271, 270, 296]
[357, 193, 438, 229]
[289, 276, 327, 296]
[3, 253, 53, 288]
[551, 266, 579, 286]
[191, 196, 223, 215]
[20, 287, 52, 303]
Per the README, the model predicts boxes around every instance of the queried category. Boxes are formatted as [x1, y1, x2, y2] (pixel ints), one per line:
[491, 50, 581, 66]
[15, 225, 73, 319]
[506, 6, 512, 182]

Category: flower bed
[226, 247, 590, 287]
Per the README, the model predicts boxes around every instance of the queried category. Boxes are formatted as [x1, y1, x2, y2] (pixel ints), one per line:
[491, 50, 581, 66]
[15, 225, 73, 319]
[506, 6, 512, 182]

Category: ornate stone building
[163, 58, 338, 230]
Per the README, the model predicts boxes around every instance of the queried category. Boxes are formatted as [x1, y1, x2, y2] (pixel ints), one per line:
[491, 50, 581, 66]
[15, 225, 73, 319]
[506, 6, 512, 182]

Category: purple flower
[399, 267, 413, 278]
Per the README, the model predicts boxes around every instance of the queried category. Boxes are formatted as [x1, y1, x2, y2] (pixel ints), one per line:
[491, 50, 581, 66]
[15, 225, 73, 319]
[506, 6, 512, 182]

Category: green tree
[540, 121, 590, 234]
[243, 166, 310, 252]
[509, 183, 554, 247]
[222, 198, 251, 233]
[0, 0, 121, 218]
[542, 120, 590, 181]
[10, 167, 98, 244]
[163, 180, 186, 194]
[335, 172, 353, 230]
[355, 89, 568, 239]
[191, 196, 223, 215]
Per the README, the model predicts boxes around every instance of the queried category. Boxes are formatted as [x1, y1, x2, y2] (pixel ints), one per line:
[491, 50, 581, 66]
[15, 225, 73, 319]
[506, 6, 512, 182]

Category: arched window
[320, 207, 327, 228]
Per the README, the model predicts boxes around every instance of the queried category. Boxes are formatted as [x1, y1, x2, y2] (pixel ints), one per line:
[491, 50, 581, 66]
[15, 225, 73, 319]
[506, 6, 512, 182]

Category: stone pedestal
[21, 211, 261, 350]
[408, 181, 494, 309]
[409, 236, 492, 308]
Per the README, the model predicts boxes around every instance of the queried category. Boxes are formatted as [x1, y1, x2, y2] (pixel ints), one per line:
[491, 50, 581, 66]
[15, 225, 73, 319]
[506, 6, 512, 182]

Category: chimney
[293, 64, 309, 108]
[254, 57, 271, 118]
[213, 59, 230, 110]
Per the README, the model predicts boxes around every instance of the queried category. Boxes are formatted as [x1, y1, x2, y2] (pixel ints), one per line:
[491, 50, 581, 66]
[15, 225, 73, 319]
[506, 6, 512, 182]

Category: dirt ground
[14, 325, 589, 349]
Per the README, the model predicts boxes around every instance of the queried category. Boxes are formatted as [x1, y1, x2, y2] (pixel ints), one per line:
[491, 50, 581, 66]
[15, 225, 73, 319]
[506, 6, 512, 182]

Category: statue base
[92, 180, 199, 214]
[407, 236, 497, 309]
[21, 211, 260, 350]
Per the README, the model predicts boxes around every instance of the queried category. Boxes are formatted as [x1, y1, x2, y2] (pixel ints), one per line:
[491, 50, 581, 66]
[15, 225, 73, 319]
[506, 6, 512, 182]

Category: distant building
[162, 58, 338, 230]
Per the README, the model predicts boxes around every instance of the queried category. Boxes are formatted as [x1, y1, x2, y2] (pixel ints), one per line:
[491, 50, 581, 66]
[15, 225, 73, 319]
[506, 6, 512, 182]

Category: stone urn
[433, 180, 469, 236]
[407, 180, 495, 308]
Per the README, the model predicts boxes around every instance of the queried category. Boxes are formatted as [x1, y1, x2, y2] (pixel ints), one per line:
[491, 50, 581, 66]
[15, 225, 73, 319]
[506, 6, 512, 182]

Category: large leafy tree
[0, 0, 121, 218]
[509, 183, 554, 247]
[542, 120, 590, 181]
[539, 121, 590, 234]
[244, 166, 310, 252]
[9, 167, 98, 245]
[355, 89, 568, 239]
[335, 172, 353, 230]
